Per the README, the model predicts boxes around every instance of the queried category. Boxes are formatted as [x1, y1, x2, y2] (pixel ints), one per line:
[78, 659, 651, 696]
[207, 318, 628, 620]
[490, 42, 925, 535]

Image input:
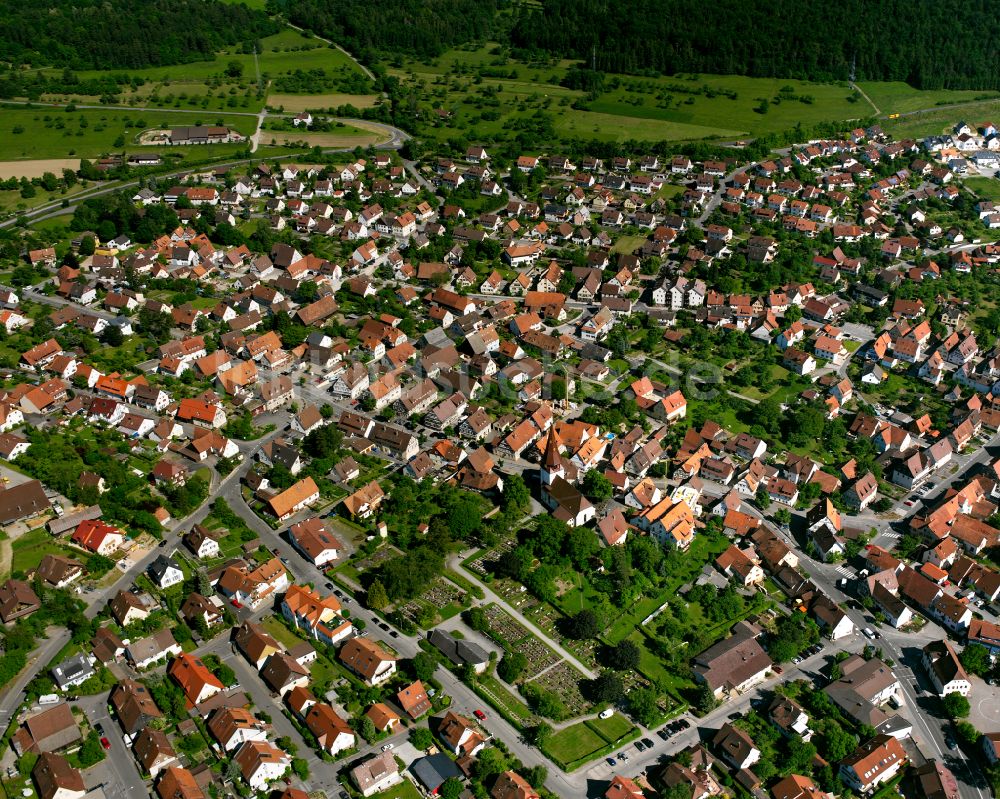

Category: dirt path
[850, 81, 881, 116]
[0, 537, 13, 581]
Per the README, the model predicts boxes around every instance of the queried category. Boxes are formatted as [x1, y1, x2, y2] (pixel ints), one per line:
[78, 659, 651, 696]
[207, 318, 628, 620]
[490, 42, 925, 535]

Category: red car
[473, 709, 487, 720]
[100, 737, 111, 750]
[231, 599, 243, 609]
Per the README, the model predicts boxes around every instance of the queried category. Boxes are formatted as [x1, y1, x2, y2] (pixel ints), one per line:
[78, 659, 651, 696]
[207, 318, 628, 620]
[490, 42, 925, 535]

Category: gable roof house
[692, 623, 773, 698]
[12, 704, 81, 756]
[339, 638, 397, 685]
[168, 653, 224, 707]
[437, 710, 486, 757]
[838, 735, 906, 793]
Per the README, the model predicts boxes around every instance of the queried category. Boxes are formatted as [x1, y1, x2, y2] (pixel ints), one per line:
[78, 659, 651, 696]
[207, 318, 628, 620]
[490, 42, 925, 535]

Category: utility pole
[253, 44, 263, 96]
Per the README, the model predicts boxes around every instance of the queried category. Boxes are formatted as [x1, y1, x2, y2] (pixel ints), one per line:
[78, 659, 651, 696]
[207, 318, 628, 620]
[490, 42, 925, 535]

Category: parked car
[606, 757, 616, 766]
[381, 743, 394, 752]
[100, 737, 111, 750]
[473, 709, 487, 720]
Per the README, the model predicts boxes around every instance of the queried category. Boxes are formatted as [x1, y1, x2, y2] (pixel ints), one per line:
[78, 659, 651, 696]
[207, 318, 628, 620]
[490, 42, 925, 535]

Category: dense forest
[507, 0, 1000, 90]
[262, 0, 1000, 91]
[266, 0, 498, 60]
[0, 0, 278, 69]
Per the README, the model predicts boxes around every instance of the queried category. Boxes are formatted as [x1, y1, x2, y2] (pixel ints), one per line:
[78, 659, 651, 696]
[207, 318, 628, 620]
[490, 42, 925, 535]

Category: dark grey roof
[428, 629, 489, 668]
[410, 754, 462, 791]
[148, 555, 181, 582]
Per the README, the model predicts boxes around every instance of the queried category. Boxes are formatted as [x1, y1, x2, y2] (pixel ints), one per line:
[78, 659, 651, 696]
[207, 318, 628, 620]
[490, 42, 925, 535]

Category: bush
[496, 651, 527, 683]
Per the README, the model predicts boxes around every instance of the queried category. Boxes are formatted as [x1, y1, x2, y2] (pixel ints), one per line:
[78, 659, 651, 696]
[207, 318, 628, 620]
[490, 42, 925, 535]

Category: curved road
[0, 115, 409, 230]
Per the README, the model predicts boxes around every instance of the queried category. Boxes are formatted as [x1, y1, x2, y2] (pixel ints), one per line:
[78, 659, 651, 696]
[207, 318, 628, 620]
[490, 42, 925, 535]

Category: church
[538, 429, 596, 527]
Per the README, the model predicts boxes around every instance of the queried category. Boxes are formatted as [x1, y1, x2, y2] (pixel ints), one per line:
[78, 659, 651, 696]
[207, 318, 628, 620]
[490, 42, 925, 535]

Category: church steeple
[541, 429, 563, 486]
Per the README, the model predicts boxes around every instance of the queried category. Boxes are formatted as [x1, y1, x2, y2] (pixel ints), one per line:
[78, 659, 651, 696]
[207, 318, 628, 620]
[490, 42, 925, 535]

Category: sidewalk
[449, 553, 597, 680]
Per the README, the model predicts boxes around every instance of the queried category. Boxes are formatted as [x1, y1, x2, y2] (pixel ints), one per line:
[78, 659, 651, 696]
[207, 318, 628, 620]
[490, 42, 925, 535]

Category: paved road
[78, 695, 149, 799]
[23, 286, 116, 321]
[0, 628, 70, 727]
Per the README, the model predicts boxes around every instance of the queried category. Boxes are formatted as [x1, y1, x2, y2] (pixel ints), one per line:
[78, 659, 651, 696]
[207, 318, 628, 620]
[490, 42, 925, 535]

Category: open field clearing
[266, 92, 381, 112]
[0, 158, 80, 179]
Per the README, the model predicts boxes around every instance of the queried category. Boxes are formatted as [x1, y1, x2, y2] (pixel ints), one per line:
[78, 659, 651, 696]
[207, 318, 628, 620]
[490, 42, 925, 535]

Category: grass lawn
[10, 528, 72, 575]
[189, 297, 219, 310]
[604, 590, 669, 644]
[611, 235, 646, 255]
[965, 175, 1000, 202]
[543, 722, 607, 764]
[262, 616, 305, 649]
[587, 713, 634, 742]
[371, 781, 422, 799]
[544, 716, 640, 770]
[630, 629, 681, 686]
[308, 653, 343, 696]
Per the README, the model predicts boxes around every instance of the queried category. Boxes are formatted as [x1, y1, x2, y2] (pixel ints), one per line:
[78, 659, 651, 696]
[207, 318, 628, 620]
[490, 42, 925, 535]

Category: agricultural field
[266, 93, 381, 113]
[260, 120, 388, 150]
[0, 105, 256, 161]
[553, 108, 743, 144]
